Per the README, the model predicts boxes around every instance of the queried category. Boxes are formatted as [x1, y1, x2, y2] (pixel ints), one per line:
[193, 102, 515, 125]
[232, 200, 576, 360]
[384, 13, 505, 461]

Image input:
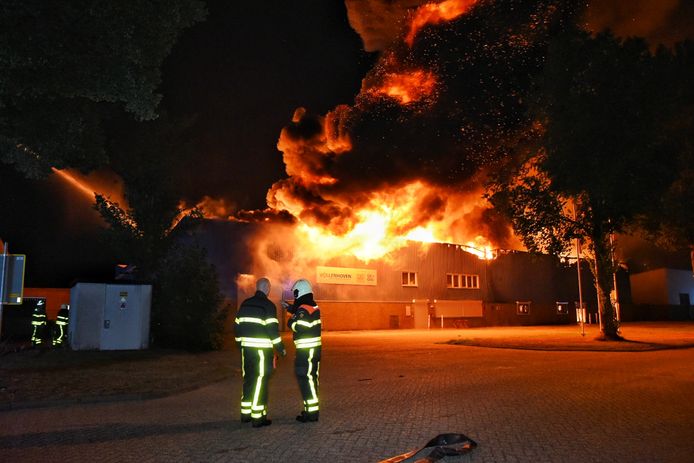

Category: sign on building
[316, 266, 377, 286]
[1, 254, 26, 305]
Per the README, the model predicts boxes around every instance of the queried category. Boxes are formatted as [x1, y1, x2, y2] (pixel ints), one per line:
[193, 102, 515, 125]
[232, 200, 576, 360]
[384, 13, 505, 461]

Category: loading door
[413, 300, 429, 329]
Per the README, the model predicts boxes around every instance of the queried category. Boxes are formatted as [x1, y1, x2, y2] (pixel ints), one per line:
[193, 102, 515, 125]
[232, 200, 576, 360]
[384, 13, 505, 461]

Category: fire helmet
[292, 279, 313, 299]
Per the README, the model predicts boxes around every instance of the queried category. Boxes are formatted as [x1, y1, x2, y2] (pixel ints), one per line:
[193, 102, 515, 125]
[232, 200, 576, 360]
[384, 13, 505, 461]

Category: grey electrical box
[69, 283, 151, 350]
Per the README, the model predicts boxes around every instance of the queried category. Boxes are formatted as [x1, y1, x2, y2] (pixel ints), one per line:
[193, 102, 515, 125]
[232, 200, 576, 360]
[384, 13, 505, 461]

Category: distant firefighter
[234, 277, 286, 428]
[285, 278, 322, 422]
[52, 304, 70, 347]
[30, 298, 47, 346]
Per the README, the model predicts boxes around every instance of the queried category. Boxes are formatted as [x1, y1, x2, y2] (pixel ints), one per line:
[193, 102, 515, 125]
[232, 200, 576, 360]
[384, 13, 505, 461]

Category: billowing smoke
[264, 0, 578, 250]
[347, 0, 694, 52]
[235, 0, 693, 282]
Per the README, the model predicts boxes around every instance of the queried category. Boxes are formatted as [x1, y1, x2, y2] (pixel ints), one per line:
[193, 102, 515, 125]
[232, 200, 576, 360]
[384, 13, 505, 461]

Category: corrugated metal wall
[308, 242, 487, 303]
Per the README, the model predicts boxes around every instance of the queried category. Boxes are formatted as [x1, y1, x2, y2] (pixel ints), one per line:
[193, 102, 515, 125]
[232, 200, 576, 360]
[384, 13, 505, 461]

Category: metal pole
[609, 232, 621, 323]
[576, 237, 585, 336]
[571, 203, 585, 336]
[0, 241, 7, 340]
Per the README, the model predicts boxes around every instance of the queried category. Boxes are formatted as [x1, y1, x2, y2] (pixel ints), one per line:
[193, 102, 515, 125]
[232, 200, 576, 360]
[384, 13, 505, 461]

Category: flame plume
[405, 0, 480, 46]
[204, 1, 573, 267]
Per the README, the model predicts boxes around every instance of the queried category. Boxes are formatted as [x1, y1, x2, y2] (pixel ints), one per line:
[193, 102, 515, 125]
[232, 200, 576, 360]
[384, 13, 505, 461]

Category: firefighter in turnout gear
[286, 278, 321, 422]
[31, 298, 48, 346]
[234, 278, 286, 428]
[52, 304, 69, 347]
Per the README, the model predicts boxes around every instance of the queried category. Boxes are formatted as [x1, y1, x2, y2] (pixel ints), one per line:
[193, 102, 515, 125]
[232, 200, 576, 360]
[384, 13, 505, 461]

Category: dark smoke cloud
[586, 0, 694, 47]
[347, 0, 694, 53]
[234, 207, 296, 224]
[267, 0, 580, 246]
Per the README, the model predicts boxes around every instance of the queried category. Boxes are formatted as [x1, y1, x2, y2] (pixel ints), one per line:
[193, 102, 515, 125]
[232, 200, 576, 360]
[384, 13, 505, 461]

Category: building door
[679, 293, 690, 306]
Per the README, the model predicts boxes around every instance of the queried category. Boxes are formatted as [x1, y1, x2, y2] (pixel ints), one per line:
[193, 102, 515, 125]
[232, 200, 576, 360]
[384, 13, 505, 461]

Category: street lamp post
[576, 236, 585, 336]
[0, 240, 7, 340]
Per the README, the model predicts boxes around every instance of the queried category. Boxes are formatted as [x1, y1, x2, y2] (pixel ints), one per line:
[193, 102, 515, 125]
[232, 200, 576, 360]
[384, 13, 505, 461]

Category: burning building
[179, 218, 592, 331]
[176, 1, 596, 330]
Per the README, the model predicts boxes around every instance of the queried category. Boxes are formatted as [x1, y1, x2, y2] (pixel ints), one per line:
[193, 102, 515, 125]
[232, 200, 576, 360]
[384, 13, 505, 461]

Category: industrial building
[629, 268, 694, 320]
[183, 219, 596, 331]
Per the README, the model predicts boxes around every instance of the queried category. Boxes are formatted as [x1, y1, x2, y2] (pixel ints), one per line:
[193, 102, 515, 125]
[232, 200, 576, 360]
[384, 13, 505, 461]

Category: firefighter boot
[296, 411, 319, 423]
[252, 417, 272, 428]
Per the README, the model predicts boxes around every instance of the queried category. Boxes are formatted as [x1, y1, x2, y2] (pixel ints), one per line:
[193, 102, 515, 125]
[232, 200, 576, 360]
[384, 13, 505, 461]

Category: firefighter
[234, 277, 286, 428]
[30, 298, 48, 347]
[286, 278, 322, 423]
[52, 304, 69, 347]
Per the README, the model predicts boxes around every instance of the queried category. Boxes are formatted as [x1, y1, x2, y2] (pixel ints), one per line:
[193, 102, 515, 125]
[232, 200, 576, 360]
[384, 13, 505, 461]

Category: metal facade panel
[69, 283, 151, 350]
[101, 284, 151, 350]
[69, 283, 105, 350]
[434, 299, 484, 317]
[300, 242, 488, 303]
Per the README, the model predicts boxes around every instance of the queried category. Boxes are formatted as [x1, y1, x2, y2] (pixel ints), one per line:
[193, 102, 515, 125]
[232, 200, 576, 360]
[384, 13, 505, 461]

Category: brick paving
[1, 329, 693, 462]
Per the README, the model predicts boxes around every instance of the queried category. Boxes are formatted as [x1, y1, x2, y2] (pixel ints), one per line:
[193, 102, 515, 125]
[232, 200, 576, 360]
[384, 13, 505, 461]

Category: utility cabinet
[69, 283, 151, 350]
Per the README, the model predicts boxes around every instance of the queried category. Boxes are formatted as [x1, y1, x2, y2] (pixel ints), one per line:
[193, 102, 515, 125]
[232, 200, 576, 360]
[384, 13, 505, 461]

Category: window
[556, 302, 569, 315]
[446, 273, 479, 289]
[401, 271, 417, 287]
[516, 301, 530, 315]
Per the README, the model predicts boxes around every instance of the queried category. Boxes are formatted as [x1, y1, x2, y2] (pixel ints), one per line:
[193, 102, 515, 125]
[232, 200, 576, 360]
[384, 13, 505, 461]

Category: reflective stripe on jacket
[288, 304, 321, 348]
[234, 291, 284, 351]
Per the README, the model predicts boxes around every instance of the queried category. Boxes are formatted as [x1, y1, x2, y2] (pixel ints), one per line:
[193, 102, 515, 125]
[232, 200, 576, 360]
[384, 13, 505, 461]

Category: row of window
[401, 272, 480, 289]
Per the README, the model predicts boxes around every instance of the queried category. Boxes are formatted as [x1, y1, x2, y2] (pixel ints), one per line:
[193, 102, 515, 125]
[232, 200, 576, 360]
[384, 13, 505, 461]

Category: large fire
[272, 180, 497, 263]
[202, 0, 504, 265]
[54, 0, 512, 269]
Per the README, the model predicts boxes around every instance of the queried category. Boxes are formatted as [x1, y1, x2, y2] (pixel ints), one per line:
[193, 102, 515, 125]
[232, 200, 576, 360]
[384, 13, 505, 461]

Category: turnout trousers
[52, 322, 67, 346]
[240, 347, 274, 420]
[295, 346, 321, 414]
[31, 320, 46, 346]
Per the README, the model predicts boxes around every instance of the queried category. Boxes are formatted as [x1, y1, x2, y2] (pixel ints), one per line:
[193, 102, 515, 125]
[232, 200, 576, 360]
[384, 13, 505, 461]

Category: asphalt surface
[1, 329, 693, 462]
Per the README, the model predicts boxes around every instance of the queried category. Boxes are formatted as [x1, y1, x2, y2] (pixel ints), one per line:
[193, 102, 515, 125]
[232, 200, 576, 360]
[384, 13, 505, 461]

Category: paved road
[1, 330, 693, 462]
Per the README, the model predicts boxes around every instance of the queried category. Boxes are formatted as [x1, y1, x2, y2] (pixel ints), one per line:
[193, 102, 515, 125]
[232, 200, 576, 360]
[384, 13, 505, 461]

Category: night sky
[161, 0, 373, 211]
[2, 0, 693, 286]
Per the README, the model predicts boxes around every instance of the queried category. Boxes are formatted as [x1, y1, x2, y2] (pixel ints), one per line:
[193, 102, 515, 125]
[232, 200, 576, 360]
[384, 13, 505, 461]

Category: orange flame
[405, 0, 480, 47]
[369, 69, 437, 105]
[281, 180, 498, 263]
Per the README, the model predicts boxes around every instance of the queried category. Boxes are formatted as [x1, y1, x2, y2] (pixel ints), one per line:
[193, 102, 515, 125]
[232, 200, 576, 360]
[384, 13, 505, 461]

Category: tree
[489, 29, 681, 340]
[0, 0, 206, 177]
[96, 115, 227, 350]
[96, 114, 193, 275]
[153, 243, 228, 351]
